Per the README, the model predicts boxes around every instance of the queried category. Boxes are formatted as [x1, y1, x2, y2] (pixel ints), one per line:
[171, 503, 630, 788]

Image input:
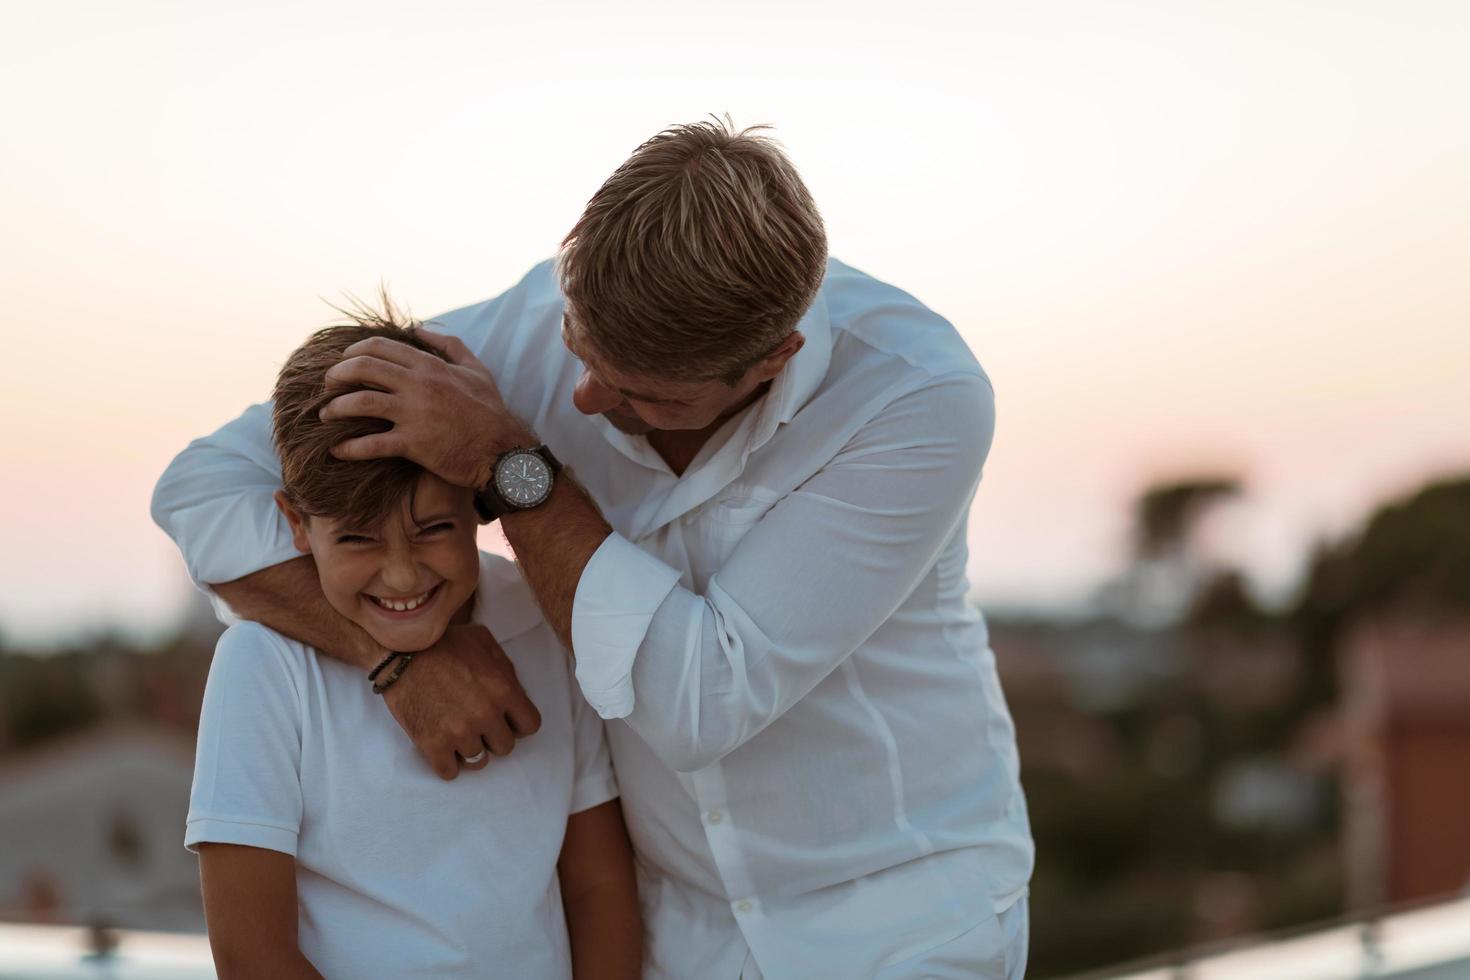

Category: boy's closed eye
[334, 520, 453, 546]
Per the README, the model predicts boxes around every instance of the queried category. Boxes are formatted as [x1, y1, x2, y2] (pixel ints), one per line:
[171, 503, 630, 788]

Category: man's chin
[604, 411, 655, 435]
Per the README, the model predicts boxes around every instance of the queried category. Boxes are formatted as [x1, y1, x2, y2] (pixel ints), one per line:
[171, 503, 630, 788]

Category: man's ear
[751, 331, 805, 383]
[274, 490, 313, 554]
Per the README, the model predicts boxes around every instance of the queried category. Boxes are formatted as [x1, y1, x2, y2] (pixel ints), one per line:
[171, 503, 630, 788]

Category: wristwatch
[474, 445, 562, 522]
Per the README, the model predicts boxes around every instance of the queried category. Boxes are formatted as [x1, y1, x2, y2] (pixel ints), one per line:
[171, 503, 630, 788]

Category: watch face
[494, 450, 553, 508]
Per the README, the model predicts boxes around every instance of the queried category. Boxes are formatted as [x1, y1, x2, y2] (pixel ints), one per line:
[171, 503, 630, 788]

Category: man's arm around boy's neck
[213, 556, 384, 669]
[210, 555, 543, 780]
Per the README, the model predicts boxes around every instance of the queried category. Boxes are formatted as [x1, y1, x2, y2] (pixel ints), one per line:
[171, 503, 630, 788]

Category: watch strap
[474, 445, 561, 523]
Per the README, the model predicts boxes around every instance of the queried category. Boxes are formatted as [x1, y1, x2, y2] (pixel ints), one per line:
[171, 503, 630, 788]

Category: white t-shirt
[186, 552, 617, 979]
[157, 258, 1034, 978]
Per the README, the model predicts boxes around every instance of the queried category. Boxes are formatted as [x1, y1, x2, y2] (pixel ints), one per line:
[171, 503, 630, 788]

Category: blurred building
[0, 725, 203, 933]
[1340, 614, 1470, 909]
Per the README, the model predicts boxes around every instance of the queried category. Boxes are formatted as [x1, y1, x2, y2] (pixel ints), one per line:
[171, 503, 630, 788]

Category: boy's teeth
[377, 588, 431, 612]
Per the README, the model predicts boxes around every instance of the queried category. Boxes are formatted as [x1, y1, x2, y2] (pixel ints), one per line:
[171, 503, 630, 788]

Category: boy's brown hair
[272, 297, 446, 530]
[556, 116, 828, 386]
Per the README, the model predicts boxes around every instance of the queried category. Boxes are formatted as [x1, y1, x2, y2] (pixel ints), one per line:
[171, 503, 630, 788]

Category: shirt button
[735, 900, 753, 914]
[706, 810, 724, 825]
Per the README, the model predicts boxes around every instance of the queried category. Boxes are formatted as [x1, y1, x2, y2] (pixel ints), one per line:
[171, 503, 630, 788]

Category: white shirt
[155, 257, 1034, 980]
[185, 553, 617, 980]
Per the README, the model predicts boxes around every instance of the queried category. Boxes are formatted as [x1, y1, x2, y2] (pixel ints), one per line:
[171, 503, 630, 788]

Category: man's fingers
[324, 354, 410, 392]
[331, 431, 405, 461]
[506, 697, 542, 738]
[480, 714, 516, 757]
[416, 326, 477, 367]
[319, 388, 397, 422]
[457, 736, 491, 771]
[469, 632, 540, 738]
[339, 335, 435, 369]
[428, 747, 460, 781]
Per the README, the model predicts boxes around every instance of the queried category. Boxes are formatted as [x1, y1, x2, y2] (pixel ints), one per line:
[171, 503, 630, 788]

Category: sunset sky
[2, 1, 1467, 646]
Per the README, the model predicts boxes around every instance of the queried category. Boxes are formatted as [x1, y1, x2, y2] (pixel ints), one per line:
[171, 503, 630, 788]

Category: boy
[185, 304, 641, 979]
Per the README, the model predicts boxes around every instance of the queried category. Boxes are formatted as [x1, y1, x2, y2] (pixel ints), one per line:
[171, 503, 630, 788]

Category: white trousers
[738, 896, 1030, 980]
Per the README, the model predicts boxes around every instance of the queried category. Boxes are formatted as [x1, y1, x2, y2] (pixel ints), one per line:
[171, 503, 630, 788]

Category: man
[154, 118, 1033, 978]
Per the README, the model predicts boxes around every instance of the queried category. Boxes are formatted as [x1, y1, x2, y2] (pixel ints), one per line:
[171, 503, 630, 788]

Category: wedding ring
[462, 748, 488, 766]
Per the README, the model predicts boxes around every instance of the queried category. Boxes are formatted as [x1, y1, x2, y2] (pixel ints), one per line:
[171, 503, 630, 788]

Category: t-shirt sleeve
[186, 622, 306, 856]
[568, 679, 619, 815]
[150, 262, 559, 601]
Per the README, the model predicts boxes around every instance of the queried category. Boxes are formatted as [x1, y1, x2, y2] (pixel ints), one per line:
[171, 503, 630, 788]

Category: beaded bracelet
[370, 652, 415, 695]
[367, 652, 399, 683]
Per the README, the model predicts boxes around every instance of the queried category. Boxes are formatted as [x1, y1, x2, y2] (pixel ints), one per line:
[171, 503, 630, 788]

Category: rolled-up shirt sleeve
[150, 400, 300, 590]
[569, 371, 996, 773]
[571, 538, 684, 717]
[149, 261, 554, 603]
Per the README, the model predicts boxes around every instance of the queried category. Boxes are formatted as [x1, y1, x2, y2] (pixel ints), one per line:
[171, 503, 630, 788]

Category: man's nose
[572, 370, 625, 416]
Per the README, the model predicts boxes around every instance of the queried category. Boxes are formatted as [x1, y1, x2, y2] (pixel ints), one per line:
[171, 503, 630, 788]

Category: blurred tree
[0, 652, 103, 747]
[1292, 475, 1470, 711]
[1186, 570, 1270, 632]
[1101, 475, 1245, 627]
[1133, 478, 1243, 561]
[1302, 477, 1470, 614]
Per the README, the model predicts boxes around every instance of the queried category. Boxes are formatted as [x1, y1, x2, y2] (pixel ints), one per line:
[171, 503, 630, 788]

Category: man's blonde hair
[557, 116, 828, 386]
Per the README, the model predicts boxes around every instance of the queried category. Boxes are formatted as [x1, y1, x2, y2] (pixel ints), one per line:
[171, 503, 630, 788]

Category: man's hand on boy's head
[381, 623, 542, 780]
[321, 328, 536, 491]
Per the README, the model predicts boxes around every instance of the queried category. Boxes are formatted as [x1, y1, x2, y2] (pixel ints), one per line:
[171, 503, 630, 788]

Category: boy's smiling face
[275, 472, 480, 653]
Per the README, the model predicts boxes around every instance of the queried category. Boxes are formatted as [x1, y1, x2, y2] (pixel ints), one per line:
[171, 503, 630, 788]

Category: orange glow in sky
[2, 1, 1468, 644]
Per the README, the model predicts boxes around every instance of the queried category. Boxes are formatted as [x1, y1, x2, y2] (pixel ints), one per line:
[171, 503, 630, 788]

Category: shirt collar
[470, 552, 545, 646]
[765, 288, 832, 427]
[627, 291, 834, 538]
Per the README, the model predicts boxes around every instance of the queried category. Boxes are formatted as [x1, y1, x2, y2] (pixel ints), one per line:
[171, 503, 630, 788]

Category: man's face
[276, 473, 481, 653]
[562, 313, 797, 434]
